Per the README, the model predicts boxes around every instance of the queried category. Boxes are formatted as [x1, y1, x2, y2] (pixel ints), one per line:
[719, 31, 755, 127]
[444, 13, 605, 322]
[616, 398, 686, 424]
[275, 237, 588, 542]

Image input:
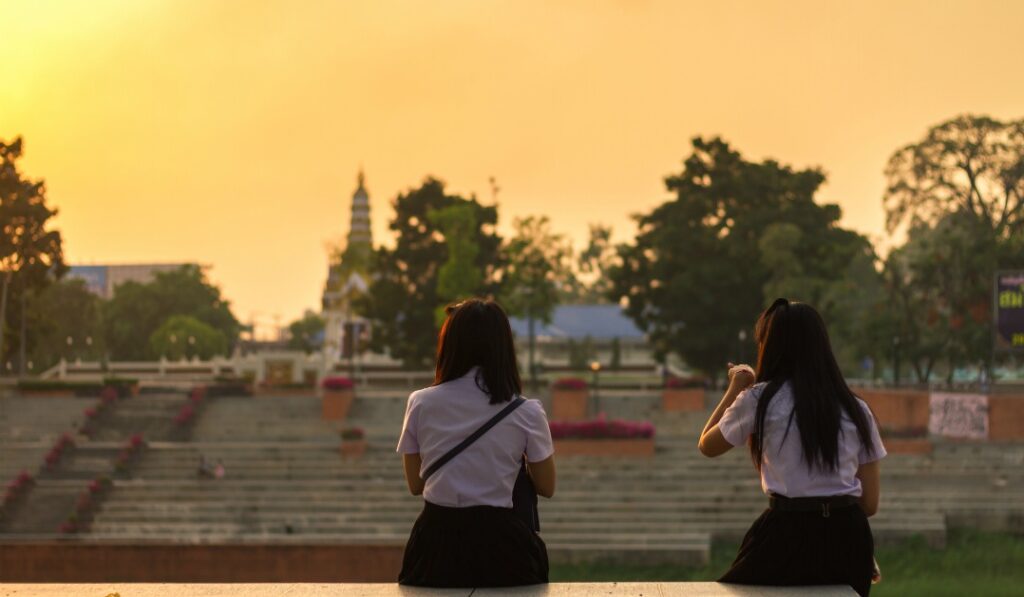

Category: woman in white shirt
[397, 298, 556, 587]
[698, 299, 885, 596]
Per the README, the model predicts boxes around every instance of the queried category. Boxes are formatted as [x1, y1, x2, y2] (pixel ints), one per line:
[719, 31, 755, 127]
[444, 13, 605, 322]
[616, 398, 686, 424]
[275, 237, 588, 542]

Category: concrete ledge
[0, 583, 857, 596]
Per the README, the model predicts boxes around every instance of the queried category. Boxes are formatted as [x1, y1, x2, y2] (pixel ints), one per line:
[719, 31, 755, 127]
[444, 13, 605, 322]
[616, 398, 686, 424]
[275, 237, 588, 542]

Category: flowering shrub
[44, 433, 75, 470]
[3, 470, 34, 509]
[114, 435, 145, 473]
[549, 416, 655, 440]
[322, 376, 355, 391]
[189, 386, 207, 403]
[665, 376, 707, 389]
[174, 403, 196, 425]
[340, 427, 365, 440]
[100, 385, 119, 402]
[61, 475, 112, 534]
[552, 378, 587, 391]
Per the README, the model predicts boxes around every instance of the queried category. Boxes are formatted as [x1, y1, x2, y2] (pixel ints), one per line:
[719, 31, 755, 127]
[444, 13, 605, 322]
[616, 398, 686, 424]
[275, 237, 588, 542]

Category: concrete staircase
[4, 390, 1024, 567]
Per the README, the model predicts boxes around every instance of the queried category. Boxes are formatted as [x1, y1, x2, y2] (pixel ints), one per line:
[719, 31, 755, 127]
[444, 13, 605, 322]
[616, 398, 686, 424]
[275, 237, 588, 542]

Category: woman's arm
[403, 453, 425, 496]
[527, 455, 556, 498]
[698, 363, 755, 457]
[856, 460, 880, 517]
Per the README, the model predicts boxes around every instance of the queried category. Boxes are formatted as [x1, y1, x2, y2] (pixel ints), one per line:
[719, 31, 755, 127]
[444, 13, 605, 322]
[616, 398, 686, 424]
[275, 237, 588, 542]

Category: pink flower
[321, 376, 354, 390]
[549, 418, 655, 440]
[552, 378, 587, 390]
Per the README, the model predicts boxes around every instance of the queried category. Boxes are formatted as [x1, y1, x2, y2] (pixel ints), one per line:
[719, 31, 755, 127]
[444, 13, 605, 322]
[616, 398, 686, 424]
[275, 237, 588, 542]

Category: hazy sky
[3, 0, 1023, 333]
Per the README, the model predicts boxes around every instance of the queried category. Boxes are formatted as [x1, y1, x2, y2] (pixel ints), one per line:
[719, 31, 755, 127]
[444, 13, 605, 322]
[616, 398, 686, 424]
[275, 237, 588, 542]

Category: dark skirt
[719, 499, 875, 597]
[399, 500, 549, 588]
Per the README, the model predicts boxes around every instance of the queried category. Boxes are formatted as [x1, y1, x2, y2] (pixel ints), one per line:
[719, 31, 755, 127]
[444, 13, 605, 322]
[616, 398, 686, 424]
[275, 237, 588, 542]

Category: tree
[882, 115, 1024, 382]
[610, 137, 874, 380]
[287, 310, 325, 354]
[499, 216, 574, 322]
[104, 265, 240, 360]
[429, 203, 484, 326]
[571, 224, 618, 303]
[359, 178, 501, 366]
[0, 137, 66, 371]
[884, 115, 1024, 237]
[149, 315, 228, 361]
[25, 278, 105, 372]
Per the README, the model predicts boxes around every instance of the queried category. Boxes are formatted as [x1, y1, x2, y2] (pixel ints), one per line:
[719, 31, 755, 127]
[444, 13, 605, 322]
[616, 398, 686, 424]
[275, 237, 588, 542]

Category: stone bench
[0, 583, 857, 596]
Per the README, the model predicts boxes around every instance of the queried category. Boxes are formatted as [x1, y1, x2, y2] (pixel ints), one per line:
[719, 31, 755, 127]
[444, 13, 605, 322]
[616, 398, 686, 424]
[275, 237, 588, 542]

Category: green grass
[549, 530, 1024, 596]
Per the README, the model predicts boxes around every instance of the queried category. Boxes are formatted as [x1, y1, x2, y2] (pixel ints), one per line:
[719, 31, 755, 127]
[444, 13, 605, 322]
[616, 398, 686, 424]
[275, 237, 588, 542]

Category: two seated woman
[397, 298, 884, 596]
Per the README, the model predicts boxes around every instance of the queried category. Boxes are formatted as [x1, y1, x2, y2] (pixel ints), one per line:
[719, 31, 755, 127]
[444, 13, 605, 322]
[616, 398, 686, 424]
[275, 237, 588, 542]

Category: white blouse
[397, 369, 555, 508]
[718, 381, 887, 498]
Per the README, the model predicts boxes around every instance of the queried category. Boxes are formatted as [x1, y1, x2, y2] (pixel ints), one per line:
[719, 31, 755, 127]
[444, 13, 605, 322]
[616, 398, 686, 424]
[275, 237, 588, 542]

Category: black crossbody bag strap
[422, 397, 526, 481]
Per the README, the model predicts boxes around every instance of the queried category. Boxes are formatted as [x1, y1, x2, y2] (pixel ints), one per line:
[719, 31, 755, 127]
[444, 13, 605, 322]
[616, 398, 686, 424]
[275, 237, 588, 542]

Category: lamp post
[738, 329, 748, 364]
[892, 336, 901, 388]
[188, 336, 196, 361]
[65, 336, 73, 362]
[590, 360, 602, 415]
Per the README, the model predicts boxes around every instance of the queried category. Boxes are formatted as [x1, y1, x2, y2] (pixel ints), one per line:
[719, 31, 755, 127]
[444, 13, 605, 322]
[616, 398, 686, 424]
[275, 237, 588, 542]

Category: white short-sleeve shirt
[396, 368, 555, 508]
[718, 381, 886, 498]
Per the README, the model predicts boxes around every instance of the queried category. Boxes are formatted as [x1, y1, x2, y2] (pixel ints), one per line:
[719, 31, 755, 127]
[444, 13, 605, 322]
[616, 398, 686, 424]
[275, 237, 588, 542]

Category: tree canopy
[149, 314, 228, 361]
[359, 178, 501, 366]
[104, 265, 240, 360]
[610, 137, 874, 378]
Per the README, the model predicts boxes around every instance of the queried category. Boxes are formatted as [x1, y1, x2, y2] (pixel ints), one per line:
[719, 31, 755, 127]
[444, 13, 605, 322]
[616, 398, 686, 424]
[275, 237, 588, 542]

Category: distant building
[67, 263, 195, 299]
[322, 171, 374, 360]
[509, 304, 653, 368]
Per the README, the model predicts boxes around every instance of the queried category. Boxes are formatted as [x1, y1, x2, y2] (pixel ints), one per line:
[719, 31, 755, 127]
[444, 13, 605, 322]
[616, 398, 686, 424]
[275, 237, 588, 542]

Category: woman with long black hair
[397, 298, 555, 587]
[698, 299, 886, 596]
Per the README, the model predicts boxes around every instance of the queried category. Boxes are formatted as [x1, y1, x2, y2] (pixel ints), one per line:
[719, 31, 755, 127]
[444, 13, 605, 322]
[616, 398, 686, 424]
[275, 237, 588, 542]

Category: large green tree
[884, 115, 1024, 237]
[499, 216, 574, 322]
[24, 278, 104, 372]
[0, 137, 67, 372]
[103, 265, 240, 360]
[610, 137, 874, 379]
[881, 115, 1024, 381]
[360, 178, 501, 366]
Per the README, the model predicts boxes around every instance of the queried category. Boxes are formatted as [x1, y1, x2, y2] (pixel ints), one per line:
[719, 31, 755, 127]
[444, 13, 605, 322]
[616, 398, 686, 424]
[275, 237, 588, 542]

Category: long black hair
[434, 298, 522, 404]
[750, 298, 877, 472]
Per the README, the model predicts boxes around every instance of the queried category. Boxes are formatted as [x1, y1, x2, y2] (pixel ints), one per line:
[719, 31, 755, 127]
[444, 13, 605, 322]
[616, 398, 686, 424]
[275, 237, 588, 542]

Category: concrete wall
[0, 543, 404, 582]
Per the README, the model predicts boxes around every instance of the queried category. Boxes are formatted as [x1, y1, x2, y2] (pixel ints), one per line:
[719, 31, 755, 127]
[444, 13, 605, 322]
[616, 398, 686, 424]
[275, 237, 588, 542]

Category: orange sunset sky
[3, 0, 1023, 334]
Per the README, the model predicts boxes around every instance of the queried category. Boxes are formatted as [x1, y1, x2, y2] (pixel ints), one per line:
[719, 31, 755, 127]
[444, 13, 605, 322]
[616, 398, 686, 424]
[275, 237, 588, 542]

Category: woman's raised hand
[727, 362, 755, 390]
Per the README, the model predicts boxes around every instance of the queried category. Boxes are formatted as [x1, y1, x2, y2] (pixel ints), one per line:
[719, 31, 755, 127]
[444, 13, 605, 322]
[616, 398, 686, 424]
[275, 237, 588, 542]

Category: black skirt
[399, 501, 549, 588]
[719, 498, 875, 597]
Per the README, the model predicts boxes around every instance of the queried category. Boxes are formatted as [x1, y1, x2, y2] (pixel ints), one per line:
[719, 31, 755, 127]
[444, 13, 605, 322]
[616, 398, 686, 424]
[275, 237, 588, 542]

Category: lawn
[549, 530, 1024, 596]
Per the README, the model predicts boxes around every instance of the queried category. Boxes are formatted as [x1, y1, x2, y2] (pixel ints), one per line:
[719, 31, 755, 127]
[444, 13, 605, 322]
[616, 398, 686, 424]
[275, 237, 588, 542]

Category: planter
[884, 437, 932, 455]
[551, 389, 589, 420]
[322, 389, 355, 421]
[662, 388, 705, 412]
[340, 439, 368, 459]
[554, 438, 655, 457]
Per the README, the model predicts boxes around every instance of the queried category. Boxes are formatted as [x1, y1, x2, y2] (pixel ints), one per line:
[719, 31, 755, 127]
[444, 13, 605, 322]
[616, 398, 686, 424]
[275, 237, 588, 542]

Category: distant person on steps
[698, 299, 886, 596]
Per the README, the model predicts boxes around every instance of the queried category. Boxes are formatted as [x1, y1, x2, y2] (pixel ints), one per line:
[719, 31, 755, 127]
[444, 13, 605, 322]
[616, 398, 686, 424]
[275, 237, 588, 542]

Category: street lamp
[892, 333, 901, 389]
[738, 329, 748, 363]
[590, 360, 602, 414]
[188, 336, 196, 361]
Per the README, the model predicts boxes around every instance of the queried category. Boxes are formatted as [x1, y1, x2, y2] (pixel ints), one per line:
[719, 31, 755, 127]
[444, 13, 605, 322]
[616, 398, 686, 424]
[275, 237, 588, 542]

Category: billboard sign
[995, 271, 1024, 351]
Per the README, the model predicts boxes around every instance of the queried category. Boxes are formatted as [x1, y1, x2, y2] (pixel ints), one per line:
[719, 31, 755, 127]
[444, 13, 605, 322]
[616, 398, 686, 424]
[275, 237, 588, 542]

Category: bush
[17, 380, 104, 396]
[665, 376, 707, 389]
[322, 376, 355, 390]
[552, 378, 587, 390]
[549, 416, 655, 440]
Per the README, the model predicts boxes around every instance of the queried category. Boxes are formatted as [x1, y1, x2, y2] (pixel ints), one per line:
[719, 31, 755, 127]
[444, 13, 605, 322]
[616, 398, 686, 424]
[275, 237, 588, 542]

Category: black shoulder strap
[422, 397, 526, 481]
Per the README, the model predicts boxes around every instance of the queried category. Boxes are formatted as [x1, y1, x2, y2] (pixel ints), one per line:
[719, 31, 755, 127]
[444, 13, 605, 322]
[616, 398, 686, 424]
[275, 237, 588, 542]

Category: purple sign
[995, 271, 1024, 351]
